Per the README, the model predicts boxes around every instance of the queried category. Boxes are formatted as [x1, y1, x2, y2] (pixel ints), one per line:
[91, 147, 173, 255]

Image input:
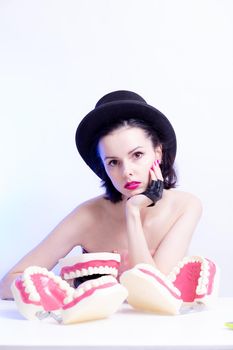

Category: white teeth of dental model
[58, 280, 70, 289]
[12, 263, 127, 324]
[196, 285, 207, 295]
[59, 252, 121, 282]
[82, 282, 92, 291]
[110, 267, 117, 276]
[98, 266, 106, 275]
[65, 276, 118, 303]
[63, 296, 74, 305]
[167, 256, 219, 305]
[93, 267, 100, 274]
[22, 278, 40, 301]
[92, 279, 100, 288]
[22, 268, 73, 300]
[81, 268, 88, 276]
[63, 266, 118, 279]
[73, 288, 85, 298]
[28, 291, 41, 302]
[198, 276, 209, 285]
[70, 271, 78, 278]
[88, 267, 94, 274]
[168, 273, 176, 282]
[23, 279, 33, 288]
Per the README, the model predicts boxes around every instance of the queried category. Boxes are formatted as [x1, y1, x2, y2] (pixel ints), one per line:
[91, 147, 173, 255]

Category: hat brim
[75, 100, 176, 178]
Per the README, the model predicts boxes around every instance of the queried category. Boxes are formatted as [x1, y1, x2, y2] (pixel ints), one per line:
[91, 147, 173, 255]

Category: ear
[154, 145, 162, 163]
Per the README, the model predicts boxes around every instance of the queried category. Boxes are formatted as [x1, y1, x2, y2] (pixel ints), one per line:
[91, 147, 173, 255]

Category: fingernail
[157, 159, 160, 165]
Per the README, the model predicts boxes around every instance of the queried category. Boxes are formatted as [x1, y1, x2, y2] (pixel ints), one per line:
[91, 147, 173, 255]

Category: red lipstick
[124, 181, 141, 190]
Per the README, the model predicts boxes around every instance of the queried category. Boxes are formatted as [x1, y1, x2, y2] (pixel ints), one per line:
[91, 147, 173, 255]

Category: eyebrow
[104, 146, 143, 161]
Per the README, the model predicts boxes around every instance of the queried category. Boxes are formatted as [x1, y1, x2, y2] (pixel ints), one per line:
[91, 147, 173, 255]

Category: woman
[0, 90, 202, 299]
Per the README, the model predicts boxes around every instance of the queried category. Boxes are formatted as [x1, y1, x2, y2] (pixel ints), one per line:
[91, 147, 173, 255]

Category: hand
[126, 160, 164, 209]
[142, 160, 164, 207]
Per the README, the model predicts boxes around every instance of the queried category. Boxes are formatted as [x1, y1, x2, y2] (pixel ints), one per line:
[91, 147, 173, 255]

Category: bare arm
[124, 161, 163, 268]
[125, 194, 202, 274]
[153, 195, 202, 275]
[125, 202, 156, 269]
[124, 159, 202, 275]
[0, 206, 89, 299]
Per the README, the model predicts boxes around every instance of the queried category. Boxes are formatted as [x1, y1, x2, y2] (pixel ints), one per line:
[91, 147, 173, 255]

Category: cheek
[141, 157, 155, 172]
[104, 166, 113, 178]
[105, 167, 118, 185]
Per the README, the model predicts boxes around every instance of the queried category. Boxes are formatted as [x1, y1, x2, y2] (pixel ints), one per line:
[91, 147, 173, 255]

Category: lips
[124, 181, 141, 190]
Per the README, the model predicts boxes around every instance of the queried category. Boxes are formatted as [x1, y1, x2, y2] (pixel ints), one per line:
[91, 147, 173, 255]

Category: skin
[0, 126, 202, 299]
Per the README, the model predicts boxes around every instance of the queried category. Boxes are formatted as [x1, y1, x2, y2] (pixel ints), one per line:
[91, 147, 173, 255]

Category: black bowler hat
[75, 90, 177, 178]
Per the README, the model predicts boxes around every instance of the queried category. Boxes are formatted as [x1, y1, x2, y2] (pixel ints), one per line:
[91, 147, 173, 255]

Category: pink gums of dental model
[168, 256, 219, 305]
[11, 266, 73, 320]
[60, 260, 119, 277]
[16, 274, 68, 310]
[11, 266, 128, 324]
[61, 278, 128, 324]
[59, 252, 121, 280]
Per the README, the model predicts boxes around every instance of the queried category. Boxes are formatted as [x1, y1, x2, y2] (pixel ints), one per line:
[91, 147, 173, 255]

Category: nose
[121, 161, 133, 178]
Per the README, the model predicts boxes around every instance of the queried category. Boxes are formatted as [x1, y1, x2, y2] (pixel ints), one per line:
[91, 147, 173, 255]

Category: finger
[150, 162, 158, 181]
[149, 168, 157, 181]
[150, 161, 159, 180]
[152, 160, 164, 181]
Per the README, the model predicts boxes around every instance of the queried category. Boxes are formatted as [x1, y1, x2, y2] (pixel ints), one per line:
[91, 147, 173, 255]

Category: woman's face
[98, 126, 162, 199]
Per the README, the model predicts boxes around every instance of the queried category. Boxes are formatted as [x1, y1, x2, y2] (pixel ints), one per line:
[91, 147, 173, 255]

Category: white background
[0, 0, 233, 296]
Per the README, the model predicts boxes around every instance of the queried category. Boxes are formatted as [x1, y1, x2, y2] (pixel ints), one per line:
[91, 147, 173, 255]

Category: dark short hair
[90, 118, 177, 203]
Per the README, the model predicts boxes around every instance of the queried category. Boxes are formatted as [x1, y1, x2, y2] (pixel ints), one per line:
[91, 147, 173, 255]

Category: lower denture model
[120, 263, 183, 315]
[11, 259, 128, 324]
[167, 256, 219, 306]
[120, 256, 219, 315]
[11, 266, 73, 322]
[61, 275, 127, 324]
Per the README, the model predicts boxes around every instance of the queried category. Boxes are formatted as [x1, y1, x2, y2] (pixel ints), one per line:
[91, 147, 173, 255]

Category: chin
[123, 189, 144, 198]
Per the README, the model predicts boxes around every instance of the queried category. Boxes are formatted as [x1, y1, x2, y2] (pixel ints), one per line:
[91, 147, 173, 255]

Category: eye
[107, 159, 118, 167]
[133, 151, 143, 159]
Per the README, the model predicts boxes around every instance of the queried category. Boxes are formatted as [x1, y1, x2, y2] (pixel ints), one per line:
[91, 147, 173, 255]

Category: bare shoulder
[165, 189, 202, 216]
[71, 195, 106, 220]
[67, 195, 108, 233]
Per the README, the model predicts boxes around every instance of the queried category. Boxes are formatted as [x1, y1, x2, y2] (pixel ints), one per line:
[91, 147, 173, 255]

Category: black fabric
[142, 180, 164, 207]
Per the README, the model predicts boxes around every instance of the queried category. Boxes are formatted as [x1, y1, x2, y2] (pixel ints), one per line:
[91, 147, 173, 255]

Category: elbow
[0, 273, 18, 300]
[0, 279, 10, 300]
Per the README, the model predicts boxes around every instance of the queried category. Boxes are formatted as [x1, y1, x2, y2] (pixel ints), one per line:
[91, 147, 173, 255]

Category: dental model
[11, 265, 128, 324]
[11, 266, 72, 321]
[168, 256, 219, 306]
[120, 263, 182, 315]
[61, 275, 128, 324]
[59, 252, 121, 287]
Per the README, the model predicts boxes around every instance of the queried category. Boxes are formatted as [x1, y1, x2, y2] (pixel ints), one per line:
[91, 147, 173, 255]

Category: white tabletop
[0, 298, 233, 349]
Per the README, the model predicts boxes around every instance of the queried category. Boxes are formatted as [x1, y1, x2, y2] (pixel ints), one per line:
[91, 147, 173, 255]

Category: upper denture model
[59, 252, 121, 285]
